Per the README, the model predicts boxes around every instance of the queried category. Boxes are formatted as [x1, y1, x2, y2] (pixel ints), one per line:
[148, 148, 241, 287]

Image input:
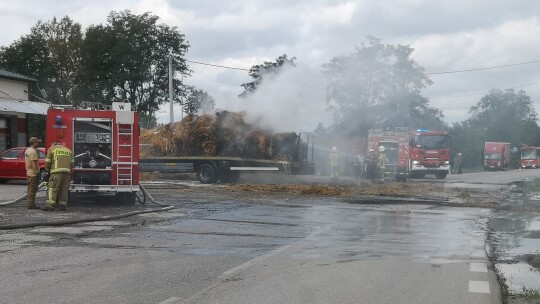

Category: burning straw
[140, 111, 299, 160]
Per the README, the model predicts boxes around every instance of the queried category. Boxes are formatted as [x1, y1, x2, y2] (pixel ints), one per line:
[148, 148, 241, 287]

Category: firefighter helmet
[378, 146, 385, 152]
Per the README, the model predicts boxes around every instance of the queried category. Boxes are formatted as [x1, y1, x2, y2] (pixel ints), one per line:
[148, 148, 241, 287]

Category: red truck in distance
[483, 142, 510, 170]
[520, 146, 540, 169]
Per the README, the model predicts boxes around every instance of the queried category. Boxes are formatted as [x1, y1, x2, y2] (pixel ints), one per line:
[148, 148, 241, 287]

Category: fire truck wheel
[0, 179, 7, 184]
[116, 192, 136, 205]
[435, 172, 447, 179]
[197, 164, 218, 184]
[411, 172, 425, 179]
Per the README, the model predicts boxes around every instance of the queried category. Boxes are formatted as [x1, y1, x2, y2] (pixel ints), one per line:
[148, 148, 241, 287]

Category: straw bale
[140, 110, 299, 160]
[140, 126, 175, 156]
[271, 132, 299, 161]
[215, 111, 249, 156]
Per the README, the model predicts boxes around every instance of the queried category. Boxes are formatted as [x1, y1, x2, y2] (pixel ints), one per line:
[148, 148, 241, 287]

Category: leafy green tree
[322, 37, 444, 136]
[450, 89, 540, 168]
[240, 54, 296, 97]
[183, 88, 215, 115]
[0, 33, 52, 101]
[77, 10, 190, 121]
[31, 17, 83, 103]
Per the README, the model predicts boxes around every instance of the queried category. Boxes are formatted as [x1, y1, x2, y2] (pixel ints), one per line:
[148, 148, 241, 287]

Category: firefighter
[42, 141, 73, 211]
[354, 154, 364, 180]
[24, 137, 41, 209]
[366, 149, 377, 181]
[453, 152, 463, 174]
[377, 146, 387, 183]
[329, 146, 339, 180]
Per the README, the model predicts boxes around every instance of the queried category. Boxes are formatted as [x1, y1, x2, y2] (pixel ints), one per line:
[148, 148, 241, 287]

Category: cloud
[2, 0, 540, 126]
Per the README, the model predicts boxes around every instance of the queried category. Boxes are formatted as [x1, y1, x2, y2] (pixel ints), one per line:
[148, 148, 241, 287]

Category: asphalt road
[1, 168, 539, 303]
[0, 178, 509, 304]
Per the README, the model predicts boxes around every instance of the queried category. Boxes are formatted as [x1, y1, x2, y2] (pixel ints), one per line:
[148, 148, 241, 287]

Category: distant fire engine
[408, 130, 450, 179]
[45, 102, 139, 204]
[367, 128, 450, 181]
[367, 128, 409, 182]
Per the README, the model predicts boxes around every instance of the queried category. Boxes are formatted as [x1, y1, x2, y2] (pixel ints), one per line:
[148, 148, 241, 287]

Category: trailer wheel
[221, 171, 240, 183]
[197, 164, 218, 184]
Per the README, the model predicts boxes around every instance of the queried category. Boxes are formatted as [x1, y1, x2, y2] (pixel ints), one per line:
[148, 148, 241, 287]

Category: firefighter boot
[41, 205, 54, 211]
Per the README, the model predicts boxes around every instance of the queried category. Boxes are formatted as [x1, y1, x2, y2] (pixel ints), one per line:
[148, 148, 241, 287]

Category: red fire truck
[408, 130, 450, 179]
[45, 102, 139, 204]
[367, 128, 409, 181]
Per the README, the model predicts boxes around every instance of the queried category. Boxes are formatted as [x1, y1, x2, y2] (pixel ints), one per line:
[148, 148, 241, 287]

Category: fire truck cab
[45, 102, 139, 204]
[408, 130, 450, 179]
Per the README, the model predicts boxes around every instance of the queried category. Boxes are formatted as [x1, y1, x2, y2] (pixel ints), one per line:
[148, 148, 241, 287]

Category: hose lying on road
[0, 184, 174, 230]
[0, 182, 47, 206]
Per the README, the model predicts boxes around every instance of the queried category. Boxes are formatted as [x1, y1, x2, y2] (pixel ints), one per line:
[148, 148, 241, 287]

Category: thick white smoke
[230, 63, 333, 133]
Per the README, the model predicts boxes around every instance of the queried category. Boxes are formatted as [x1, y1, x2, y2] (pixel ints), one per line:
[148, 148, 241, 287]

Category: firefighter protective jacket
[45, 144, 74, 174]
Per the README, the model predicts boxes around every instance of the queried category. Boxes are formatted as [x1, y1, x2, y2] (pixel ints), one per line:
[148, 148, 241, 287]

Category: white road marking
[470, 262, 488, 273]
[221, 225, 330, 277]
[469, 281, 490, 294]
[221, 244, 292, 276]
[158, 297, 181, 304]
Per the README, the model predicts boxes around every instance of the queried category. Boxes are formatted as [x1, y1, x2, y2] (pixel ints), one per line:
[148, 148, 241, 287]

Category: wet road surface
[0, 191, 501, 304]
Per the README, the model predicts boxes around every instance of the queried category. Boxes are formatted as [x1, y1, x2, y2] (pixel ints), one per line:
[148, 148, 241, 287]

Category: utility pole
[181, 73, 184, 121]
[169, 50, 174, 124]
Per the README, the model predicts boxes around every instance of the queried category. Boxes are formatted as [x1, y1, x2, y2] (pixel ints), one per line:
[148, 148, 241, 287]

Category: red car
[0, 147, 46, 183]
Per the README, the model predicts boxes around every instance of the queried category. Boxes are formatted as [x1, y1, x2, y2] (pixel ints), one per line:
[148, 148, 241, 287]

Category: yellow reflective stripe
[45, 159, 51, 162]
[51, 168, 71, 173]
[48, 186, 53, 202]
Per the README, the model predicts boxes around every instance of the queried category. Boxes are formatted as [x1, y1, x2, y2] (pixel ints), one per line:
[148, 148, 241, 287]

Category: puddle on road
[489, 214, 540, 294]
[496, 263, 540, 293]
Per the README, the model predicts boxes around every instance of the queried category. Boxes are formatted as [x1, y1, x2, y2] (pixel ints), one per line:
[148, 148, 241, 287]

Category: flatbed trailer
[140, 156, 290, 184]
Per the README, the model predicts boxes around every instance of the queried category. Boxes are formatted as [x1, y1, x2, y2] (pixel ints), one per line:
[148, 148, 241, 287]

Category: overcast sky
[2, 0, 540, 131]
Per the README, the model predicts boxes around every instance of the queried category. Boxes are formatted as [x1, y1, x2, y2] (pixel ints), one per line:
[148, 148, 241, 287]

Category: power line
[430, 80, 540, 100]
[0, 90, 24, 102]
[184, 57, 540, 76]
[427, 59, 540, 75]
[186, 60, 250, 71]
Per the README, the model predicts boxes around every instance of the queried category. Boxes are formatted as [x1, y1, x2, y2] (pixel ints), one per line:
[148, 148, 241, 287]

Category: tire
[0, 179, 8, 184]
[435, 172, 447, 179]
[197, 164, 218, 184]
[410, 172, 424, 179]
[39, 170, 48, 182]
[221, 171, 240, 183]
[116, 192, 135, 205]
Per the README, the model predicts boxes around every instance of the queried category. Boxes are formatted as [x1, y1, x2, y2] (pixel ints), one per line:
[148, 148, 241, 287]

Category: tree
[31, 17, 83, 103]
[78, 10, 191, 122]
[0, 33, 53, 101]
[322, 37, 444, 136]
[449, 89, 540, 168]
[183, 88, 215, 115]
[239, 54, 296, 97]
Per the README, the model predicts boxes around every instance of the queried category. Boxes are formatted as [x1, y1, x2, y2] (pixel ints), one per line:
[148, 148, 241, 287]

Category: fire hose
[0, 184, 174, 230]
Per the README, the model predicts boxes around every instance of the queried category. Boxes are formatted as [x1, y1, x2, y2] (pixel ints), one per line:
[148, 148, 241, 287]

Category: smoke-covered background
[2, 0, 540, 129]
